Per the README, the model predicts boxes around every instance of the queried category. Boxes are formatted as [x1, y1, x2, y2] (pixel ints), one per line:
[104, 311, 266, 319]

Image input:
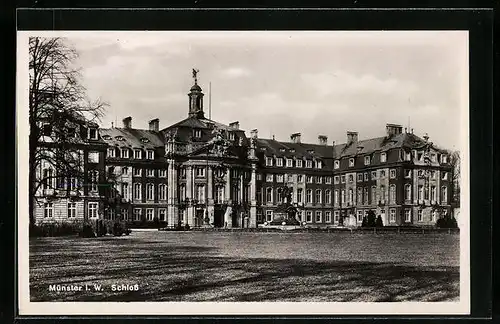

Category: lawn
[29, 231, 460, 302]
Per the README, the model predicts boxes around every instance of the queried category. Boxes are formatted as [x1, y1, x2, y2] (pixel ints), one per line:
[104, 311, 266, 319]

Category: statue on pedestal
[269, 185, 300, 226]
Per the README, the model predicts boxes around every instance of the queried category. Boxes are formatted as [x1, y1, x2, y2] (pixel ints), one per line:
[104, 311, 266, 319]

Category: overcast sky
[67, 31, 467, 150]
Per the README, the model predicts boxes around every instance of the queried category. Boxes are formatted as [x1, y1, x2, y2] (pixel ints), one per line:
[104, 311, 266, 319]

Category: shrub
[366, 210, 377, 227]
[96, 219, 107, 237]
[30, 221, 82, 237]
[79, 222, 96, 238]
[184, 224, 191, 231]
[361, 216, 368, 227]
[375, 215, 384, 227]
[436, 215, 458, 228]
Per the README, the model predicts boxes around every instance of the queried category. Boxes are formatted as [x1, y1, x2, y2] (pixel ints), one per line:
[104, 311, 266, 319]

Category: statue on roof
[192, 68, 199, 84]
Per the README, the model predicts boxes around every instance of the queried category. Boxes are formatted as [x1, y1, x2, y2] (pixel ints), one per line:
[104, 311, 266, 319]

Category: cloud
[219, 67, 253, 79]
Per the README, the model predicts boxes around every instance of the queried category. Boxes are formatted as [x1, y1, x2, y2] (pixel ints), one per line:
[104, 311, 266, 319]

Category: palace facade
[33, 76, 454, 228]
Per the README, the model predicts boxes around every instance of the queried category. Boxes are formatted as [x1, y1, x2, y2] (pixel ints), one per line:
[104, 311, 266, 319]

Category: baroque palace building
[34, 73, 454, 228]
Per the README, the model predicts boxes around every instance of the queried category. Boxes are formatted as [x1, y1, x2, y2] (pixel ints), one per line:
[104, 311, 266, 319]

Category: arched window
[266, 188, 273, 203]
[357, 188, 363, 205]
[315, 189, 322, 204]
[348, 189, 353, 205]
[277, 188, 283, 203]
[389, 185, 396, 204]
[441, 186, 448, 203]
[133, 183, 142, 200]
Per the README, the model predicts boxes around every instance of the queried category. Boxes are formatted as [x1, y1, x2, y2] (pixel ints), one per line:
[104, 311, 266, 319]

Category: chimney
[290, 133, 301, 144]
[149, 118, 159, 132]
[229, 121, 240, 129]
[250, 129, 258, 139]
[318, 135, 328, 145]
[386, 123, 403, 137]
[347, 131, 358, 144]
[123, 116, 132, 129]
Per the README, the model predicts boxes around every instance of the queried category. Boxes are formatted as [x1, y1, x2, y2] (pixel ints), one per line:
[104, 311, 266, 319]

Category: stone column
[249, 164, 257, 228]
[207, 166, 214, 225]
[186, 165, 194, 226]
[167, 161, 178, 228]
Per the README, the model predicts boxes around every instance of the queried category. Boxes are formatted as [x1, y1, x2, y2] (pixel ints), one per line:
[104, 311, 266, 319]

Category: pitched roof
[256, 133, 441, 159]
[99, 127, 164, 149]
[161, 116, 245, 132]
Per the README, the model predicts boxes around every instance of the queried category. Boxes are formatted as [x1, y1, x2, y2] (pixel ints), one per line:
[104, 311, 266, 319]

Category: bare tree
[449, 150, 460, 205]
[29, 37, 108, 225]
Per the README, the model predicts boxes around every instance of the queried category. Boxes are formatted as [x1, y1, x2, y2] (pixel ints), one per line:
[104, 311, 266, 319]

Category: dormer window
[405, 151, 411, 161]
[276, 158, 283, 167]
[431, 153, 437, 162]
[334, 160, 340, 169]
[107, 148, 116, 158]
[349, 158, 355, 167]
[115, 136, 124, 141]
[121, 148, 129, 158]
[141, 138, 150, 143]
[102, 135, 111, 140]
[286, 158, 293, 167]
[194, 129, 202, 138]
[380, 152, 387, 163]
[134, 149, 142, 159]
[229, 132, 235, 141]
[279, 148, 286, 152]
[289, 149, 295, 153]
[265, 157, 273, 166]
[306, 160, 313, 168]
[441, 154, 448, 164]
[316, 160, 322, 169]
[88, 128, 98, 140]
[364, 156, 371, 166]
[147, 150, 154, 160]
[296, 159, 303, 168]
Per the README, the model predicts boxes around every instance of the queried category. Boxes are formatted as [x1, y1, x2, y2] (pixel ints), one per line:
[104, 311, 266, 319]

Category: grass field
[29, 231, 460, 302]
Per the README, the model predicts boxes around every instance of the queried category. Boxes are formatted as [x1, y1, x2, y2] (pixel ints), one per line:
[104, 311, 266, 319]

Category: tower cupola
[188, 68, 205, 118]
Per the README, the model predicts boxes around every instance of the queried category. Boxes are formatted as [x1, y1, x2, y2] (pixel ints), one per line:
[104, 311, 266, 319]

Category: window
[88, 128, 98, 140]
[334, 160, 340, 169]
[107, 148, 116, 158]
[133, 208, 142, 221]
[424, 185, 429, 200]
[357, 210, 363, 222]
[147, 150, 154, 160]
[67, 203, 77, 218]
[88, 151, 99, 163]
[334, 211, 340, 223]
[42, 168, 53, 190]
[316, 160, 322, 169]
[306, 160, 313, 168]
[216, 186, 225, 203]
[404, 209, 411, 222]
[364, 156, 371, 165]
[287, 174, 293, 182]
[297, 188, 303, 203]
[357, 174, 363, 182]
[266, 157, 273, 166]
[266, 188, 273, 203]
[194, 129, 202, 138]
[133, 168, 142, 176]
[380, 170, 386, 178]
[146, 169, 155, 177]
[357, 188, 363, 205]
[371, 171, 377, 180]
[121, 148, 129, 158]
[89, 170, 99, 192]
[276, 158, 283, 167]
[349, 158, 355, 167]
[306, 176, 313, 183]
[371, 186, 376, 204]
[348, 189, 354, 205]
[363, 188, 368, 205]
[296, 160, 303, 168]
[334, 190, 339, 206]
[315, 211, 322, 223]
[266, 210, 273, 222]
[432, 210, 438, 222]
[306, 211, 312, 223]
[405, 151, 411, 161]
[341, 189, 346, 204]
[325, 211, 331, 223]
[196, 167, 206, 177]
[88, 202, 98, 218]
[325, 190, 332, 204]
[418, 185, 424, 201]
[341, 175, 346, 183]
[120, 167, 128, 175]
[69, 177, 78, 191]
[348, 174, 354, 183]
[390, 209, 396, 223]
[146, 183, 154, 200]
[266, 174, 273, 182]
[380, 152, 387, 163]
[44, 203, 53, 218]
[441, 186, 448, 203]
[390, 169, 396, 179]
[417, 152, 423, 161]
[306, 189, 313, 204]
[389, 185, 396, 204]
[276, 174, 284, 183]
[276, 188, 283, 203]
[417, 210, 423, 222]
[334, 176, 340, 184]
[441, 154, 448, 164]
[431, 153, 437, 162]
[431, 170, 436, 179]
[315, 189, 322, 204]
[121, 183, 129, 199]
[134, 149, 142, 159]
[431, 186, 437, 202]
[121, 208, 129, 221]
[363, 173, 368, 181]
[325, 176, 332, 184]
[405, 170, 411, 178]
[133, 183, 142, 200]
[296, 211, 303, 222]
[286, 159, 293, 167]
[441, 172, 448, 180]
[405, 184, 412, 201]
[380, 185, 386, 202]
[229, 132, 235, 140]
[159, 208, 166, 221]
[316, 176, 322, 184]
[179, 185, 186, 201]
[297, 175, 304, 183]
[107, 209, 116, 220]
[197, 185, 206, 201]
[159, 169, 167, 178]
